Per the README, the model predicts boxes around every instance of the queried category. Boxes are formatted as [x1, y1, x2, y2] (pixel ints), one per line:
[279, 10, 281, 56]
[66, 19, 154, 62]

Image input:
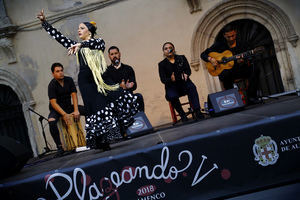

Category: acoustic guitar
[205, 46, 264, 76]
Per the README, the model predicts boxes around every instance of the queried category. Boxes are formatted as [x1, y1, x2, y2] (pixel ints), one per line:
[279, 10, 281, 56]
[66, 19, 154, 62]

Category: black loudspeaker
[208, 88, 245, 116]
[0, 136, 31, 178]
[126, 112, 153, 138]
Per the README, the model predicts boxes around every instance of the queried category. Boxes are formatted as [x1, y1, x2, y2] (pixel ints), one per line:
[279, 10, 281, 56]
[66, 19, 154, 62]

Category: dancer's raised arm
[37, 9, 105, 54]
[37, 9, 76, 49]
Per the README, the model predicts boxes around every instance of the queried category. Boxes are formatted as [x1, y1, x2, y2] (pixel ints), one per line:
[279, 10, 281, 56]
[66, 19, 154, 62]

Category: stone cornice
[187, 0, 202, 14]
[17, 0, 126, 31]
[0, 23, 17, 38]
[0, 0, 17, 38]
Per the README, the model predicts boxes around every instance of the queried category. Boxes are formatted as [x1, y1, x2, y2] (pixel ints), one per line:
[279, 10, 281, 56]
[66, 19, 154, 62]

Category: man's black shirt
[200, 39, 261, 99]
[201, 41, 246, 65]
[48, 76, 77, 111]
[106, 63, 137, 93]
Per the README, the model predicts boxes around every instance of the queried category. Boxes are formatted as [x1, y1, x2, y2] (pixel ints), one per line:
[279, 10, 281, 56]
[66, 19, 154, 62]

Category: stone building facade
[0, 0, 299, 156]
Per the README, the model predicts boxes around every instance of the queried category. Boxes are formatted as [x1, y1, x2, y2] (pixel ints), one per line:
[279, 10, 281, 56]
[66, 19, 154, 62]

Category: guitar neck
[225, 49, 254, 62]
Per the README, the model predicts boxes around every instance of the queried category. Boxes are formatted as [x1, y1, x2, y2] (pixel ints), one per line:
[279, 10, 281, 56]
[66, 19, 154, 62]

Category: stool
[57, 116, 86, 151]
[169, 99, 194, 124]
[233, 79, 249, 104]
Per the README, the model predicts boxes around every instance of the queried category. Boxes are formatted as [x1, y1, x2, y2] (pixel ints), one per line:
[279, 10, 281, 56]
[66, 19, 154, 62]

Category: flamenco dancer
[37, 10, 139, 150]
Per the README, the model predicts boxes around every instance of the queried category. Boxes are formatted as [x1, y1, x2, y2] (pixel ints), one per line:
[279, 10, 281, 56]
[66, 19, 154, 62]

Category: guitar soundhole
[221, 57, 227, 64]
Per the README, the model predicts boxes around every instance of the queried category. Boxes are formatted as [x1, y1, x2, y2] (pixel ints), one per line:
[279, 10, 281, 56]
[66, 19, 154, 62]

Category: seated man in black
[48, 63, 85, 154]
[200, 25, 260, 104]
[158, 42, 204, 122]
[106, 46, 144, 112]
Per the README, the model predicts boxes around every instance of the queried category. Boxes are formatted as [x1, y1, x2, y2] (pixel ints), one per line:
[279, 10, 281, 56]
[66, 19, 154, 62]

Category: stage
[1, 94, 300, 199]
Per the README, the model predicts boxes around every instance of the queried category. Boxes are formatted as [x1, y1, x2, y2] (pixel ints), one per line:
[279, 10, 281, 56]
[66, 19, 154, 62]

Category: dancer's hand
[37, 9, 46, 22]
[68, 43, 82, 55]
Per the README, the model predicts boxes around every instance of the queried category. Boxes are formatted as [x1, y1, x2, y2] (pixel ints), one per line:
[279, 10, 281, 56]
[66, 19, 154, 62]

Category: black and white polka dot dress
[42, 21, 139, 148]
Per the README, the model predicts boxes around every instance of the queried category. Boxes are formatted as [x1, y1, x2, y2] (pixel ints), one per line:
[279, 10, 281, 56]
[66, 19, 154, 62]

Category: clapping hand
[125, 80, 134, 89]
[182, 73, 188, 81]
[171, 72, 176, 82]
[120, 79, 126, 89]
[120, 79, 134, 89]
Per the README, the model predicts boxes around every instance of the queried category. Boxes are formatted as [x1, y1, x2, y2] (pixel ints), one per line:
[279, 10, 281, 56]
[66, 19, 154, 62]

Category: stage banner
[1, 111, 300, 200]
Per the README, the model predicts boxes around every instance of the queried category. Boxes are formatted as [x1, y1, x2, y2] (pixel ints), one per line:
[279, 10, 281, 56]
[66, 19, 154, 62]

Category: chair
[168, 98, 195, 125]
[57, 116, 86, 151]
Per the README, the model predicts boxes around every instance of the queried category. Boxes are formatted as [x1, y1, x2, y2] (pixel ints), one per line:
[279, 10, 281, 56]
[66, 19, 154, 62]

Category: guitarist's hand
[208, 57, 218, 68]
[237, 58, 244, 64]
[236, 55, 244, 64]
[171, 72, 176, 82]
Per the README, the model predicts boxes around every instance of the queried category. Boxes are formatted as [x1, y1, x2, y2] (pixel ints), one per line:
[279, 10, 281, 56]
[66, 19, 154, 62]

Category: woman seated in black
[158, 42, 204, 122]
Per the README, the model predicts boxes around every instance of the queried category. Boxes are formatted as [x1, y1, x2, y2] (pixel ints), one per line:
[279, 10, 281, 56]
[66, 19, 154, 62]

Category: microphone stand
[28, 108, 55, 157]
[245, 55, 270, 104]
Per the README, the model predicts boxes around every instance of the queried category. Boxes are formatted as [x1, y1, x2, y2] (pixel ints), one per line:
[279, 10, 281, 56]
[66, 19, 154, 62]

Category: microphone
[114, 59, 120, 66]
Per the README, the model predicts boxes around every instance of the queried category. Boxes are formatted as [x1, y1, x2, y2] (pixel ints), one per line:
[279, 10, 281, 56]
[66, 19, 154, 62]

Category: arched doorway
[0, 85, 33, 156]
[0, 67, 38, 156]
[190, 0, 299, 100]
[215, 19, 284, 96]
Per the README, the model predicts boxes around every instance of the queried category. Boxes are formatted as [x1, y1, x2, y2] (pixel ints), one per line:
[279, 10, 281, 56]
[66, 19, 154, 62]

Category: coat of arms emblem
[253, 135, 279, 166]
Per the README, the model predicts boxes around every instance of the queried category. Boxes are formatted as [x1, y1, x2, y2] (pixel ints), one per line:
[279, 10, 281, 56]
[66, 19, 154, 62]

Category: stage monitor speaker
[126, 112, 153, 138]
[0, 136, 32, 178]
[208, 88, 245, 116]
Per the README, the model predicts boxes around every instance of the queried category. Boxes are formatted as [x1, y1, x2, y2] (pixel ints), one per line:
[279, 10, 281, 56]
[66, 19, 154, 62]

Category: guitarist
[201, 25, 261, 104]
